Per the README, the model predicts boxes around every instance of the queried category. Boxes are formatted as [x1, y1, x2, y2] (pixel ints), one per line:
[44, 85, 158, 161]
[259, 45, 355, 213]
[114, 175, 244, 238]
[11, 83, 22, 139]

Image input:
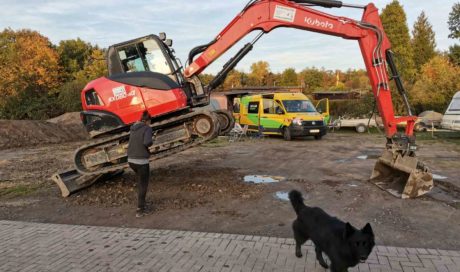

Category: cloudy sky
[0, 0, 457, 74]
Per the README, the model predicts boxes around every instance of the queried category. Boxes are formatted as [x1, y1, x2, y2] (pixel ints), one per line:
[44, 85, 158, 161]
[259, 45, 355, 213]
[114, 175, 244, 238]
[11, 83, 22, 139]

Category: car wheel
[283, 127, 292, 141]
[356, 124, 367, 133]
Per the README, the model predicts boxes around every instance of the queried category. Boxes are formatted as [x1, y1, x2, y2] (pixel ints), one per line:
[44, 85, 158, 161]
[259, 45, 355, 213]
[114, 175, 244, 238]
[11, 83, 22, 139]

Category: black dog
[289, 190, 375, 272]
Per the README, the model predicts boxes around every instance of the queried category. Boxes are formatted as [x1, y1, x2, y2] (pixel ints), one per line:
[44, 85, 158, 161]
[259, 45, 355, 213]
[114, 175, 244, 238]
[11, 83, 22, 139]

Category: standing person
[127, 110, 153, 217]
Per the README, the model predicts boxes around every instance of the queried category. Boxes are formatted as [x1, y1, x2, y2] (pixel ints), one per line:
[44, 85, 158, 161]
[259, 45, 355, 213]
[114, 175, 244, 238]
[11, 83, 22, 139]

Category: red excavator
[54, 0, 433, 199]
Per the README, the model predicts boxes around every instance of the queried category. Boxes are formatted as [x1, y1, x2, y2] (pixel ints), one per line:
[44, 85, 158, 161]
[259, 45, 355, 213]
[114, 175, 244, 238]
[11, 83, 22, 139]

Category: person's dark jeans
[128, 163, 150, 210]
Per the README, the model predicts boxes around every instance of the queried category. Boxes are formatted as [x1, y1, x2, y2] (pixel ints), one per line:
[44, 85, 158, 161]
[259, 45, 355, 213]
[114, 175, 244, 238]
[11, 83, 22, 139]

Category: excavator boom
[184, 0, 433, 198]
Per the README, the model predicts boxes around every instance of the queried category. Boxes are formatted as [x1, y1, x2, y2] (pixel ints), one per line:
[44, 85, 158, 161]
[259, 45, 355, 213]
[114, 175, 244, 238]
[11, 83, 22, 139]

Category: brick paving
[0, 220, 459, 272]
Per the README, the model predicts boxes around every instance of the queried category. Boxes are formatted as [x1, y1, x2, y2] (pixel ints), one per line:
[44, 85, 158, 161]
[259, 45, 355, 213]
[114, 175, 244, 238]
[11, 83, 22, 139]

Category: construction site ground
[0, 126, 459, 251]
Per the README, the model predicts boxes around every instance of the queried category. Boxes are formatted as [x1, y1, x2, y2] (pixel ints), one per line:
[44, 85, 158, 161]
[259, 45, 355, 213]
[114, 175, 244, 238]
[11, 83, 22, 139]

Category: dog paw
[295, 252, 303, 258]
[319, 262, 329, 269]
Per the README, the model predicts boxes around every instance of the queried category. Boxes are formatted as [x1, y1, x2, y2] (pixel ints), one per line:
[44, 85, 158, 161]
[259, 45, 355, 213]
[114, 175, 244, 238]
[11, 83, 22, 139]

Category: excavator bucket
[51, 169, 124, 197]
[370, 150, 433, 199]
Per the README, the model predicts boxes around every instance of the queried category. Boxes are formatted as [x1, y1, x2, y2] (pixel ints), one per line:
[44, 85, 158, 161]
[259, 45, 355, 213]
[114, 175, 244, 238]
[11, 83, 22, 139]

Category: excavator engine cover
[370, 150, 433, 198]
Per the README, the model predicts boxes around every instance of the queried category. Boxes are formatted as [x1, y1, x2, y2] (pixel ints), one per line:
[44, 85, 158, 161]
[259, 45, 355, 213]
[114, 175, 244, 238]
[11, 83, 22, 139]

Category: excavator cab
[106, 34, 184, 84]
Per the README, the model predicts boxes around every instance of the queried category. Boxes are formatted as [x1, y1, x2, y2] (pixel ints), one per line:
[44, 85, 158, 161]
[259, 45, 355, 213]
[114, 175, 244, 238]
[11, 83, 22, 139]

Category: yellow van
[234, 93, 328, 140]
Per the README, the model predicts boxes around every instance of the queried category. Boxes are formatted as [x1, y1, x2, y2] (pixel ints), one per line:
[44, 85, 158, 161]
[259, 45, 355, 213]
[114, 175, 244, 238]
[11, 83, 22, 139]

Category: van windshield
[448, 98, 460, 111]
[282, 100, 316, 113]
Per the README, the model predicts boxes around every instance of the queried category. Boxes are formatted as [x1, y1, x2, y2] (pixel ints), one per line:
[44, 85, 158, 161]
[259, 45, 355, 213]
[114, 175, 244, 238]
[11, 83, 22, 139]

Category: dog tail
[289, 190, 306, 215]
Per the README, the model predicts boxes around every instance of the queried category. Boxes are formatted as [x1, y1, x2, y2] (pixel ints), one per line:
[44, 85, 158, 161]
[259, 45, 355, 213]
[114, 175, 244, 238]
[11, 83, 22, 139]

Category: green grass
[332, 127, 460, 145]
[202, 136, 230, 148]
[0, 184, 40, 198]
[416, 131, 460, 145]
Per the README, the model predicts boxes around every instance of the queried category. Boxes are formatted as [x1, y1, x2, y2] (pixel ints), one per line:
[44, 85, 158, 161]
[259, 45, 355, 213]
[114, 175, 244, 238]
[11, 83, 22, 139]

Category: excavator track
[74, 110, 220, 175]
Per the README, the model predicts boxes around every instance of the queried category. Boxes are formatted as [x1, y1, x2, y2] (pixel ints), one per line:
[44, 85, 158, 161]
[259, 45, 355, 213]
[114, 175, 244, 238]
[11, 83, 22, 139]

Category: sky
[0, 0, 457, 74]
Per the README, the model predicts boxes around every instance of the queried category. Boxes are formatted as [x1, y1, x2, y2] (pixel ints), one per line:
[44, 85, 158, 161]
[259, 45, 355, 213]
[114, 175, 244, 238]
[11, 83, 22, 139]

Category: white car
[441, 91, 460, 131]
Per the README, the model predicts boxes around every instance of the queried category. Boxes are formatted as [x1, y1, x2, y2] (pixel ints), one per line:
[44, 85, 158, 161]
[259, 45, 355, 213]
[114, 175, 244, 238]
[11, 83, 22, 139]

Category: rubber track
[74, 111, 219, 175]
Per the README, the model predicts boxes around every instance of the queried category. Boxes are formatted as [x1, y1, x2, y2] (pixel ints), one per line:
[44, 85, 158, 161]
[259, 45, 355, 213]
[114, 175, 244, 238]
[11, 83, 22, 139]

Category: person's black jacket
[127, 122, 153, 159]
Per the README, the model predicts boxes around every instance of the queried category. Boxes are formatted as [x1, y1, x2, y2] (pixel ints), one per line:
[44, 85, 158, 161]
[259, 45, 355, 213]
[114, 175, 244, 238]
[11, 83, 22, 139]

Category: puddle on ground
[335, 158, 352, 163]
[336, 151, 381, 163]
[426, 186, 459, 205]
[243, 175, 285, 184]
[433, 174, 448, 180]
[274, 191, 290, 201]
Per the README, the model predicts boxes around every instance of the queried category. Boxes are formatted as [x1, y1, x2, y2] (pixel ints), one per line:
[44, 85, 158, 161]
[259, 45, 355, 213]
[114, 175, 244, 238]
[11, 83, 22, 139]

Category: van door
[239, 96, 260, 130]
[259, 98, 285, 134]
[316, 98, 330, 125]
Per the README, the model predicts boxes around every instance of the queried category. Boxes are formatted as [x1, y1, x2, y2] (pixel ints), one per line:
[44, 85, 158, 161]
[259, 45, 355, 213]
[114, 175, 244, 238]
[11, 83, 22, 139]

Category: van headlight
[292, 118, 303, 126]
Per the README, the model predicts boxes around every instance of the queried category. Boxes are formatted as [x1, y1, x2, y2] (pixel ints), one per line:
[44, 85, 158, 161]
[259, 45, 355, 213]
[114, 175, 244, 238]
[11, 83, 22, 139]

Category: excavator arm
[184, 0, 433, 198]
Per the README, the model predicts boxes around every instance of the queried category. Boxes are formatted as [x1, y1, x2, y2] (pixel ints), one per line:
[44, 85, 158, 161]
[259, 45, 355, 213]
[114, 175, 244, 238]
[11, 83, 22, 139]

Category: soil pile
[47, 112, 82, 126]
[70, 167, 265, 210]
[0, 112, 88, 149]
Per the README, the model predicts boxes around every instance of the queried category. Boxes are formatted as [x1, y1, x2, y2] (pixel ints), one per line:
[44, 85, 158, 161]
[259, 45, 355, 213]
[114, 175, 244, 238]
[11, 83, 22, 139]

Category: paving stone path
[0, 220, 459, 272]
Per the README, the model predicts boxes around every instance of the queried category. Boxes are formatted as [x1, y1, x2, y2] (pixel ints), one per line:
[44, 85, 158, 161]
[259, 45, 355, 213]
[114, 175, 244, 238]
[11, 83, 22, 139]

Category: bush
[57, 78, 86, 112]
[328, 94, 375, 118]
[0, 88, 62, 120]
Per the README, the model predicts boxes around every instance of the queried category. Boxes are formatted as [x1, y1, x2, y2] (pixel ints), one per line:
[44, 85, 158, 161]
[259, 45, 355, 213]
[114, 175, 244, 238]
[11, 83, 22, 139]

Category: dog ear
[343, 222, 355, 239]
[362, 223, 374, 236]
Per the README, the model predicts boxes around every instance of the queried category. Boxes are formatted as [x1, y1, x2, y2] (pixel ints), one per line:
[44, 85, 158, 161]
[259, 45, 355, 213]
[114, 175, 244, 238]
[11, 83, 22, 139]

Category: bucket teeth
[369, 150, 433, 199]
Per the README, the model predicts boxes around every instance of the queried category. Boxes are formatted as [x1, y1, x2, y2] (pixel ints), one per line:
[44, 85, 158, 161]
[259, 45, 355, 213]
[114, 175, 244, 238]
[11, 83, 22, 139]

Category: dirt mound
[0, 117, 88, 149]
[69, 167, 265, 210]
[47, 112, 82, 126]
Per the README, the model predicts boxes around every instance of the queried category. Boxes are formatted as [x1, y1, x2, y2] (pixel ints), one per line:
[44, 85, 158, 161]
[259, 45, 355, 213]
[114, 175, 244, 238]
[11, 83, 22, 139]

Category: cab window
[85, 89, 103, 106]
[117, 39, 172, 75]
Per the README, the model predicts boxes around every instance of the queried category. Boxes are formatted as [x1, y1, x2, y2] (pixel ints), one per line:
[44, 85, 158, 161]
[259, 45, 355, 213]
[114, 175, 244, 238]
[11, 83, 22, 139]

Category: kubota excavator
[53, 0, 433, 199]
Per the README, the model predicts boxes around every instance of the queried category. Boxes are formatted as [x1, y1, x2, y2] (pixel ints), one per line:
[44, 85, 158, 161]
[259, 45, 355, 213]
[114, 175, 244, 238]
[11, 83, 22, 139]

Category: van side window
[263, 99, 275, 114]
[248, 102, 259, 114]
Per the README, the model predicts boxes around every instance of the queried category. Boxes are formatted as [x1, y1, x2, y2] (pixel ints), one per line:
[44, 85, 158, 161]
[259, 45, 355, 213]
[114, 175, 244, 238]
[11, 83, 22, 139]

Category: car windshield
[448, 98, 460, 111]
[282, 100, 316, 113]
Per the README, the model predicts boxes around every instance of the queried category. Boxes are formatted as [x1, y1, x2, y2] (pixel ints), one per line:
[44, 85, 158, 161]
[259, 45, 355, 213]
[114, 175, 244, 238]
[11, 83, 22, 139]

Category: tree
[411, 56, 460, 112]
[448, 2, 460, 39]
[280, 68, 297, 86]
[222, 69, 243, 89]
[0, 28, 60, 100]
[56, 49, 108, 112]
[343, 69, 370, 90]
[73, 49, 107, 81]
[298, 67, 323, 93]
[380, 1, 416, 81]
[448, 44, 460, 66]
[198, 73, 214, 86]
[248, 61, 270, 86]
[57, 38, 93, 81]
[411, 11, 436, 71]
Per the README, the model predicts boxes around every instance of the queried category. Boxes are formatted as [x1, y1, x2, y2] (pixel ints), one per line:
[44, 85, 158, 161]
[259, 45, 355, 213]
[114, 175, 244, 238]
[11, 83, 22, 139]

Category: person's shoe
[136, 208, 147, 218]
[135, 205, 153, 218]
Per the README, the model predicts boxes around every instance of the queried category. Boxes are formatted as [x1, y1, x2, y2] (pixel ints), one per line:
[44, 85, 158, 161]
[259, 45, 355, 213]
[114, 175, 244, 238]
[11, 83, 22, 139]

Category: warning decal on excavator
[109, 86, 135, 102]
[274, 5, 296, 23]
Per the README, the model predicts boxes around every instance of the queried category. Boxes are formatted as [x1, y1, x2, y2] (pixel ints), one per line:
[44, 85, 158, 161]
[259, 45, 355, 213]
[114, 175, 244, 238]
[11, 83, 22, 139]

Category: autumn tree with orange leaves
[0, 28, 60, 99]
